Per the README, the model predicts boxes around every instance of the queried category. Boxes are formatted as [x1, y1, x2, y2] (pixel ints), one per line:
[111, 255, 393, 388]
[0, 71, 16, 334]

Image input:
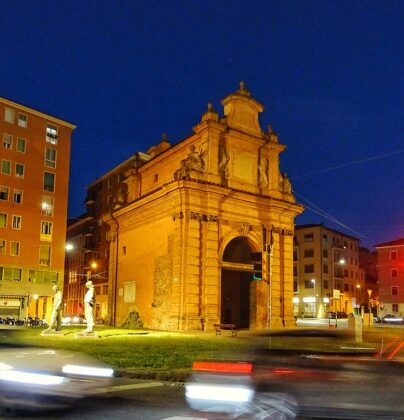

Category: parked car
[62, 314, 87, 325]
[326, 311, 348, 319]
[0, 329, 113, 411]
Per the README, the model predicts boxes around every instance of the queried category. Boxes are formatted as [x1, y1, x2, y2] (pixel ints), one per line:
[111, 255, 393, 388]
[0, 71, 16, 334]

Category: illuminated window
[16, 138, 26, 153]
[1, 159, 11, 175]
[39, 245, 51, 266]
[45, 147, 57, 168]
[4, 108, 14, 123]
[0, 186, 9, 201]
[3, 133, 12, 149]
[12, 215, 21, 230]
[44, 172, 55, 192]
[304, 233, 314, 242]
[15, 163, 25, 178]
[18, 113, 27, 128]
[13, 189, 22, 204]
[28, 270, 58, 284]
[0, 267, 21, 281]
[46, 124, 58, 145]
[0, 213, 7, 228]
[10, 241, 20, 256]
[0, 240, 5, 256]
[40, 221, 53, 240]
[41, 195, 54, 216]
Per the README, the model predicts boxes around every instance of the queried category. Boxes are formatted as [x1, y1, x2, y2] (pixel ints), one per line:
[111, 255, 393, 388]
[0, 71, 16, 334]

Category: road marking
[95, 381, 165, 393]
[387, 340, 404, 360]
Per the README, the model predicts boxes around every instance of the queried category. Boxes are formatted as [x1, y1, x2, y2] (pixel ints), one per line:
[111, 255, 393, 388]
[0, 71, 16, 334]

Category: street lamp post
[356, 284, 361, 314]
[311, 278, 316, 318]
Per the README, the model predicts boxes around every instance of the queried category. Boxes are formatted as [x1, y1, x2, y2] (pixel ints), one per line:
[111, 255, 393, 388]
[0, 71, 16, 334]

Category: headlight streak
[0, 370, 65, 385]
[62, 364, 114, 377]
[185, 383, 254, 403]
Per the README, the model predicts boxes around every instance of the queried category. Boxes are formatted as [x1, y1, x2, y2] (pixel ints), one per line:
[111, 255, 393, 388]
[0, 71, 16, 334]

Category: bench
[214, 323, 237, 337]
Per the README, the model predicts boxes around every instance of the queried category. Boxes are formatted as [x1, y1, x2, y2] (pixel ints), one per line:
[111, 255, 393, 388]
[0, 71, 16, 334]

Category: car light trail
[62, 364, 114, 377]
[185, 384, 254, 402]
[0, 370, 65, 385]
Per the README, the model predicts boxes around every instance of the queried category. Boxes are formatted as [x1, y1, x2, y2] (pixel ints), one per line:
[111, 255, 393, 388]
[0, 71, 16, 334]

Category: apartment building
[0, 97, 75, 321]
[375, 238, 404, 315]
[64, 152, 151, 322]
[293, 224, 365, 318]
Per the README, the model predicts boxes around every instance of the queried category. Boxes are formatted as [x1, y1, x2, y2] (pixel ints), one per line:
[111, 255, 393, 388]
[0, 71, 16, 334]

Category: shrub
[120, 311, 144, 329]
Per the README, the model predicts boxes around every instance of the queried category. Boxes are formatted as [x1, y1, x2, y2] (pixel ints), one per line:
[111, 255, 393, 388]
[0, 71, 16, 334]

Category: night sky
[1, 1, 402, 250]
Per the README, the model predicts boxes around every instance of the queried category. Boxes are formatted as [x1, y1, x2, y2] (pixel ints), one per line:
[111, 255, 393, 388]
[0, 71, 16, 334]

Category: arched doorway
[221, 237, 256, 329]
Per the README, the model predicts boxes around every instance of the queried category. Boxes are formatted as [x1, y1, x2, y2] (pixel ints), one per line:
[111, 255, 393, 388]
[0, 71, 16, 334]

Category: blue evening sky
[1, 0, 402, 249]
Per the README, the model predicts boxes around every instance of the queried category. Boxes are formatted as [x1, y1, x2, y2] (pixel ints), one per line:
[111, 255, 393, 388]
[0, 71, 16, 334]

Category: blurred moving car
[379, 314, 404, 324]
[0, 330, 113, 412]
[185, 329, 404, 419]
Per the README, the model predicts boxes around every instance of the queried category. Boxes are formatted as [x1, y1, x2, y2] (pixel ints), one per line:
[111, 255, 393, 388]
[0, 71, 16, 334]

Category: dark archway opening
[221, 237, 255, 329]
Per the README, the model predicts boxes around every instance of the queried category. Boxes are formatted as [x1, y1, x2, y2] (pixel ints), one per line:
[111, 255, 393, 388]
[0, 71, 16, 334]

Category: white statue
[83, 280, 96, 333]
[46, 284, 62, 331]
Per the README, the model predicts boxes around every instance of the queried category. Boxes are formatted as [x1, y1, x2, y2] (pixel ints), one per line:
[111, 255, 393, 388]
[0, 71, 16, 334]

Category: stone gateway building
[104, 83, 303, 331]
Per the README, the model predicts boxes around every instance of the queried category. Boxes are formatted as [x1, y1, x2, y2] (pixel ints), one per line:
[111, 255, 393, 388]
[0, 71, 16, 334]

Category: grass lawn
[1, 326, 386, 373]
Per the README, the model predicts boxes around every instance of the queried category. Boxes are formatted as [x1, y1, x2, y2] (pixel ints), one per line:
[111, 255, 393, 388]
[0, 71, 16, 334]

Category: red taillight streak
[375, 337, 400, 359]
[387, 341, 404, 360]
[192, 361, 253, 374]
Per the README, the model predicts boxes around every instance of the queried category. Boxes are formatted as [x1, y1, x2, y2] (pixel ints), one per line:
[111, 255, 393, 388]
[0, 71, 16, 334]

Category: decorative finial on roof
[238, 81, 251, 96]
[162, 133, 168, 141]
[268, 124, 273, 134]
[207, 103, 215, 112]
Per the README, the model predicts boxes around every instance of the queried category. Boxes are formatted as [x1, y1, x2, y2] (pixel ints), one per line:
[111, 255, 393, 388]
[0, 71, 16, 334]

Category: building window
[304, 233, 314, 242]
[40, 221, 53, 240]
[323, 280, 329, 289]
[293, 249, 298, 261]
[41, 195, 54, 216]
[15, 163, 25, 178]
[392, 286, 399, 296]
[107, 178, 113, 188]
[154, 173, 159, 182]
[28, 270, 58, 284]
[293, 279, 298, 292]
[304, 264, 314, 273]
[0, 213, 7, 228]
[16, 138, 26, 153]
[0, 186, 9, 201]
[10, 241, 20, 256]
[3, 133, 12, 149]
[322, 234, 328, 242]
[1, 159, 11, 175]
[44, 172, 55, 192]
[0, 240, 5, 256]
[13, 189, 22, 204]
[344, 283, 349, 292]
[323, 264, 328, 274]
[304, 249, 314, 258]
[391, 251, 397, 260]
[12, 215, 21, 230]
[392, 303, 398, 312]
[4, 108, 14, 123]
[322, 249, 328, 258]
[391, 268, 398, 278]
[304, 280, 315, 288]
[46, 124, 58, 144]
[45, 147, 57, 168]
[18, 113, 27, 128]
[293, 266, 298, 276]
[39, 245, 51, 266]
[0, 267, 21, 281]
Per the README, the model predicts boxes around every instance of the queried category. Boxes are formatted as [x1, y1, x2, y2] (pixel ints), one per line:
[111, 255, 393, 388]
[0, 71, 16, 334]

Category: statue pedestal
[74, 331, 98, 338]
[41, 329, 64, 336]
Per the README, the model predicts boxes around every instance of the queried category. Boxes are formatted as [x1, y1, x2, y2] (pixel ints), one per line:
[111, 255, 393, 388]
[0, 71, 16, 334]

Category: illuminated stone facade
[105, 83, 303, 330]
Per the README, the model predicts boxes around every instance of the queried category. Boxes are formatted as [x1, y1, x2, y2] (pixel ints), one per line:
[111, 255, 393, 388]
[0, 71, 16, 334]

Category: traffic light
[251, 252, 262, 280]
